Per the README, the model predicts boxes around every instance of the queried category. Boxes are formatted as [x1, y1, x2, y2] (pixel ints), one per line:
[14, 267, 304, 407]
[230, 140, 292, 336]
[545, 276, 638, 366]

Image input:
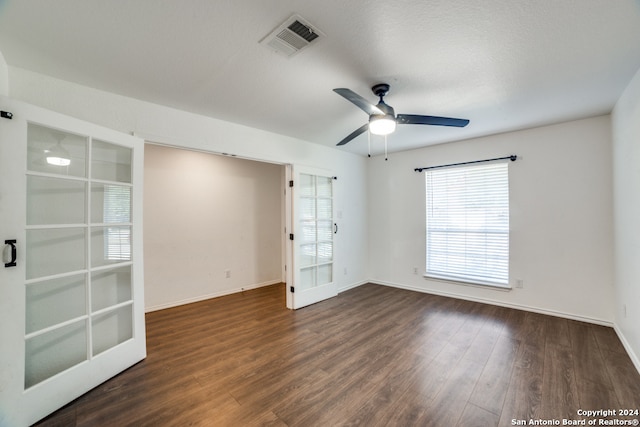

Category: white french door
[0, 97, 146, 427]
[288, 166, 337, 309]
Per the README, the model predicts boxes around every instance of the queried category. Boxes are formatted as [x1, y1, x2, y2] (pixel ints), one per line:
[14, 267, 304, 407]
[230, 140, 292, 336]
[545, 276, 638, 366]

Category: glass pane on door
[316, 176, 332, 197]
[91, 140, 132, 183]
[317, 242, 333, 263]
[300, 244, 316, 267]
[90, 226, 132, 266]
[27, 124, 87, 178]
[91, 266, 132, 312]
[317, 264, 332, 286]
[26, 228, 86, 279]
[300, 220, 316, 243]
[297, 173, 333, 292]
[25, 274, 86, 334]
[300, 198, 316, 219]
[25, 320, 87, 389]
[317, 220, 332, 241]
[23, 124, 136, 389]
[92, 305, 133, 356]
[299, 174, 314, 196]
[317, 198, 332, 219]
[90, 184, 131, 224]
[300, 267, 316, 290]
[27, 176, 86, 225]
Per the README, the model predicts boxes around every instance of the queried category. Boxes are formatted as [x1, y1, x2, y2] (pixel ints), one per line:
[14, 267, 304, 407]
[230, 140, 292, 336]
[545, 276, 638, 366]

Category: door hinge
[289, 180, 294, 187]
[289, 233, 294, 240]
[1, 111, 13, 120]
[290, 286, 295, 293]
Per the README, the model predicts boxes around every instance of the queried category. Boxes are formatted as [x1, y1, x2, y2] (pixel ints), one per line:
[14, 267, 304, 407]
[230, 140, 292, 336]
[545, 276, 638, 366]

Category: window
[104, 185, 131, 261]
[425, 162, 509, 287]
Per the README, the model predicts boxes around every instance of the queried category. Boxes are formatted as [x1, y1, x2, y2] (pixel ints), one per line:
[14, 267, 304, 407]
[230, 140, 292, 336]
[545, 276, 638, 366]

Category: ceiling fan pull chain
[368, 128, 371, 157]
[384, 134, 388, 161]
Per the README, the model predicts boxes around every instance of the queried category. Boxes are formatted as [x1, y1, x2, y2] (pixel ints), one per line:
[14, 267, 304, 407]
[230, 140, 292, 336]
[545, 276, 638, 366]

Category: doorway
[143, 144, 286, 311]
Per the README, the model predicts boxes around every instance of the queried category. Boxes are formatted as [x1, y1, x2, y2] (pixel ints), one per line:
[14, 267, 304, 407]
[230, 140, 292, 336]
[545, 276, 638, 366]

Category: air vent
[260, 14, 324, 58]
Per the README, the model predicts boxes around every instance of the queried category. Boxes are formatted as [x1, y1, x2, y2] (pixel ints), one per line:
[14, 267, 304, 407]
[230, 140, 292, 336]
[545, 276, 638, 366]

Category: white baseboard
[145, 279, 282, 312]
[613, 324, 640, 375]
[338, 280, 368, 294]
[369, 279, 614, 327]
[147, 279, 368, 313]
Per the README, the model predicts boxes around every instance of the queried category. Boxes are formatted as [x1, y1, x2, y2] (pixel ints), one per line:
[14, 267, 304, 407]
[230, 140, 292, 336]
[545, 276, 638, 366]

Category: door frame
[285, 164, 294, 308]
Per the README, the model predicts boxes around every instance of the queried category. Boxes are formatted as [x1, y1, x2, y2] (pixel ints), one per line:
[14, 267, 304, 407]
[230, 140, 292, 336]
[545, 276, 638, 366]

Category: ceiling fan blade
[336, 123, 369, 146]
[396, 114, 469, 127]
[334, 88, 384, 115]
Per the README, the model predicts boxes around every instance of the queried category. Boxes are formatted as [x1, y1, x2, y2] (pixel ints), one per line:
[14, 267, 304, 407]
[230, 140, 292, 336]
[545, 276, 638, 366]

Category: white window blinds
[425, 162, 509, 287]
[104, 185, 131, 261]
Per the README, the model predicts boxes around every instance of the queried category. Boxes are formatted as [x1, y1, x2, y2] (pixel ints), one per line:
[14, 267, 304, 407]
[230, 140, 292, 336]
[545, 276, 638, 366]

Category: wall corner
[0, 50, 8, 96]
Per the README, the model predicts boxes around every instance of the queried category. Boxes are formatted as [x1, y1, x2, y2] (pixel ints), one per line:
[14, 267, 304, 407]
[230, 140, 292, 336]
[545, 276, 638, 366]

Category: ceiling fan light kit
[333, 83, 470, 152]
[369, 114, 396, 135]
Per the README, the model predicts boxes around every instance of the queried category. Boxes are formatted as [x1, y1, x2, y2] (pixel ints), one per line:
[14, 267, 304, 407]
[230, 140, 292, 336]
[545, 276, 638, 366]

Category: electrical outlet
[516, 279, 524, 289]
[225, 270, 231, 279]
[623, 304, 627, 318]
[413, 267, 419, 275]
[343, 267, 348, 275]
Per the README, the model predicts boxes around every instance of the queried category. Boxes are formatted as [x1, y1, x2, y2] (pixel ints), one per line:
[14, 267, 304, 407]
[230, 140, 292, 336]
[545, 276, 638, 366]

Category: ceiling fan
[333, 83, 470, 147]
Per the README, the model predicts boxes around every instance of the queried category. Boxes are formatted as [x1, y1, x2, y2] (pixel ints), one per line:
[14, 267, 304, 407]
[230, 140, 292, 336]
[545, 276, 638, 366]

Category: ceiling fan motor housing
[374, 101, 394, 117]
[371, 83, 395, 117]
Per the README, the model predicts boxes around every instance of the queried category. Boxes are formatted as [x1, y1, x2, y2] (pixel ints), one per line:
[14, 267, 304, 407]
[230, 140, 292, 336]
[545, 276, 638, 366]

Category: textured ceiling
[1, 0, 639, 156]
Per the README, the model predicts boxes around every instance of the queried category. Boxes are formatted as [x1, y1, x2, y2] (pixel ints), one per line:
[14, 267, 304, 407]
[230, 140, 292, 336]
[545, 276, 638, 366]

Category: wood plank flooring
[34, 283, 640, 427]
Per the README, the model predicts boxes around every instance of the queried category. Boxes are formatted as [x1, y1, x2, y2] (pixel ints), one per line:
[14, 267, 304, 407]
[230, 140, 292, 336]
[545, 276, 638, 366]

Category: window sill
[423, 274, 512, 291]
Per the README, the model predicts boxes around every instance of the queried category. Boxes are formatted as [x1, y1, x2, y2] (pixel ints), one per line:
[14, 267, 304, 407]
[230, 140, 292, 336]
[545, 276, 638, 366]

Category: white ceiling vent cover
[260, 14, 324, 58]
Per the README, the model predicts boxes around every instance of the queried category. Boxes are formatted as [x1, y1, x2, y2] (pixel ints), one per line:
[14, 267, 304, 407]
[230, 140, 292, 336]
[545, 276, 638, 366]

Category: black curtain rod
[414, 155, 517, 173]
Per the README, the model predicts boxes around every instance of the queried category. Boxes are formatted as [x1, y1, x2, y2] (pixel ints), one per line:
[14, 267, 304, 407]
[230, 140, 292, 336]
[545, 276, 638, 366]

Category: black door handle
[4, 240, 16, 268]
[334, 223, 338, 234]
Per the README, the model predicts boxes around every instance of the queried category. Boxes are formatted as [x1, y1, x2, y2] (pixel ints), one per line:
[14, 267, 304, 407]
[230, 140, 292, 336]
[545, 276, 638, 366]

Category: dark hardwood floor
[34, 283, 640, 426]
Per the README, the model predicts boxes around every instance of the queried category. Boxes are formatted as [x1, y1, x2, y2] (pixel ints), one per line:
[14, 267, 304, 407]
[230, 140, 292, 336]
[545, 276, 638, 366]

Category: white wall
[368, 116, 614, 324]
[144, 144, 283, 310]
[612, 66, 640, 370]
[8, 67, 369, 307]
[0, 51, 7, 96]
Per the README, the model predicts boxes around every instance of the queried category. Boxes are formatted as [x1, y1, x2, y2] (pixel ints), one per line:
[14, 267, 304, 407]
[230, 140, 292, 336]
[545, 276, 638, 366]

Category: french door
[0, 97, 146, 427]
[288, 166, 337, 309]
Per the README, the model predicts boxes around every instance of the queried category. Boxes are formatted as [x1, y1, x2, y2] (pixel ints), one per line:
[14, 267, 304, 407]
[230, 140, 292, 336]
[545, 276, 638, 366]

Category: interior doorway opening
[143, 143, 288, 312]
